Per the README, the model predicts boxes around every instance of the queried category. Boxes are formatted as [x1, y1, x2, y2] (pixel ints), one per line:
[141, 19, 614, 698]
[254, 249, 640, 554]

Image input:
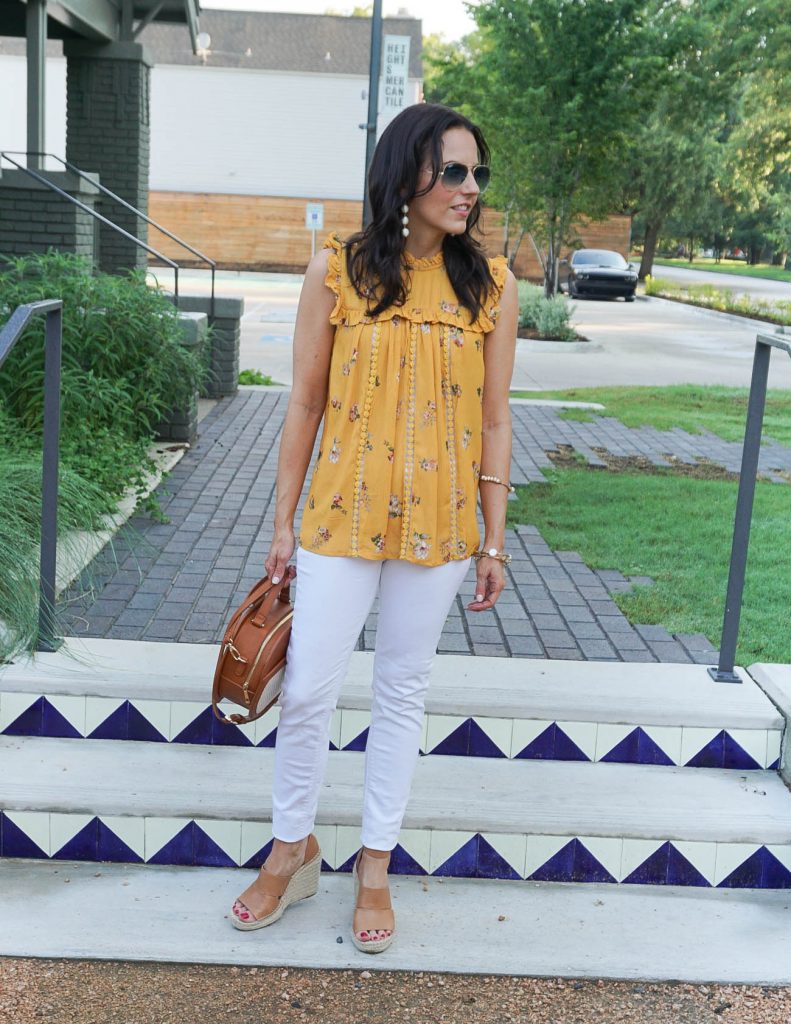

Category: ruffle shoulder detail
[474, 254, 509, 334]
[322, 232, 345, 325]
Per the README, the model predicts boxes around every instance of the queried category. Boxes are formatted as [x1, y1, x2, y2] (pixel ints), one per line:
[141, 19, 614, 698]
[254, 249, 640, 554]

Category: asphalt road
[152, 269, 791, 391]
[651, 263, 791, 305]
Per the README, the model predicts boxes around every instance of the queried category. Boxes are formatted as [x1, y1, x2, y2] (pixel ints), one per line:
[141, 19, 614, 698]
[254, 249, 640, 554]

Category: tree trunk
[638, 220, 661, 279]
[509, 228, 527, 271]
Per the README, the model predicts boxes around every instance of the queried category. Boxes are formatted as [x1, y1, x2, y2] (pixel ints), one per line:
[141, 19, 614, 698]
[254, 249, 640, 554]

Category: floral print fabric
[298, 233, 508, 567]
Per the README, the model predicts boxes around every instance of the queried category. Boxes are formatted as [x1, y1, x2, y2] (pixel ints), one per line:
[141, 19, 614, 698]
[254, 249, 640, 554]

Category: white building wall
[150, 64, 420, 200]
[0, 54, 419, 200]
[0, 55, 67, 163]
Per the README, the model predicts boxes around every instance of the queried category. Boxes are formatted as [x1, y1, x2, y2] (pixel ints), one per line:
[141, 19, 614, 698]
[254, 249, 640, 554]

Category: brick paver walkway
[59, 390, 748, 664]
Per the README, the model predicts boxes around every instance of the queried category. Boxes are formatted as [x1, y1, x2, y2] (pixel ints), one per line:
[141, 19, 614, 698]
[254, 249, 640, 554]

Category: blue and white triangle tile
[593, 723, 634, 762]
[328, 709, 342, 752]
[170, 701, 215, 744]
[513, 721, 589, 761]
[97, 816, 145, 862]
[620, 838, 667, 883]
[509, 719, 552, 759]
[528, 837, 618, 884]
[713, 842, 765, 887]
[51, 813, 97, 860]
[767, 731, 783, 769]
[477, 832, 526, 880]
[577, 835, 623, 883]
[679, 727, 724, 767]
[716, 844, 791, 888]
[145, 816, 195, 865]
[41, 695, 86, 738]
[556, 721, 597, 761]
[194, 819, 242, 867]
[622, 840, 712, 886]
[127, 699, 170, 742]
[1, 810, 49, 859]
[640, 725, 683, 765]
[424, 714, 470, 756]
[428, 830, 478, 876]
[389, 829, 431, 875]
[432, 832, 480, 877]
[339, 709, 369, 752]
[241, 821, 273, 869]
[468, 716, 513, 758]
[1, 693, 43, 735]
[524, 834, 573, 879]
[86, 697, 128, 739]
[252, 704, 281, 747]
[336, 825, 364, 872]
[599, 725, 675, 767]
[313, 824, 338, 871]
[726, 729, 769, 770]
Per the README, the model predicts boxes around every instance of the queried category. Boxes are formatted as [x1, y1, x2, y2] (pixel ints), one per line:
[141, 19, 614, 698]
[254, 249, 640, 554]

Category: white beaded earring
[401, 203, 409, 237]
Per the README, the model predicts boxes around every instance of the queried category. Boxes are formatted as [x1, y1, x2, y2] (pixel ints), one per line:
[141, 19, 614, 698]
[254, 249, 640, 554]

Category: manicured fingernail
[476, 594, 483, 601]
[273, 576, 280, 584]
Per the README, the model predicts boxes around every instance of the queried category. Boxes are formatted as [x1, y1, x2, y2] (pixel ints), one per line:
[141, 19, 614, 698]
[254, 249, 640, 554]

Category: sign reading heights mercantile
[381, 35, 411, 112]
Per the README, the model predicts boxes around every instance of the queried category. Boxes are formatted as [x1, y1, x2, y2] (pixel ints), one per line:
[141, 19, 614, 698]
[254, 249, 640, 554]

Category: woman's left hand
[466, 556, 506, 611]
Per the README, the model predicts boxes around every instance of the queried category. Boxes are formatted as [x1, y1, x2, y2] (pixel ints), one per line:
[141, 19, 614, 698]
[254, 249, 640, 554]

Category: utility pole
[361, 0, 383, 229]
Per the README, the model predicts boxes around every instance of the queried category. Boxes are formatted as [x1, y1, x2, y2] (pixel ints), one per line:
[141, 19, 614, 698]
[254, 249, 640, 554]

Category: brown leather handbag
[211, 565, 296, 726]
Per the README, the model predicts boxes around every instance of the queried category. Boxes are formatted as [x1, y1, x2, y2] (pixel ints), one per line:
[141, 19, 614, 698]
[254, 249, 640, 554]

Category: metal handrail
[709, 326, 791, 683]
[0, 300, 64, 652]
[1, 151, 216, 317]
[0, 151, 182, 303]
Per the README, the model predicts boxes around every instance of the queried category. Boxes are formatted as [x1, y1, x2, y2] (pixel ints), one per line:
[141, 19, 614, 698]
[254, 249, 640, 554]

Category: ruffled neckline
[403, 248, 445, 270]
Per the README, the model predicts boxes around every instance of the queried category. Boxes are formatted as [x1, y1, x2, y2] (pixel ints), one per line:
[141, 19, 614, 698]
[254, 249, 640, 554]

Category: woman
[230, 102, 517, 953]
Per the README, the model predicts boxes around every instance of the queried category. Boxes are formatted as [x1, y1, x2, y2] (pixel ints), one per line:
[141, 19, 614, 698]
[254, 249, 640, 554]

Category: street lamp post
[361, 0, 383, 229]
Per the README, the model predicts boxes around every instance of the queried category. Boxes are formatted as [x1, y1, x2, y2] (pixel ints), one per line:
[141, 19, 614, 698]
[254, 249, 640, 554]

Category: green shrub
[0, 250, 209, 437]
[0, 450, 110, 661]
[644, 274, 791, 325]
[239, 368, 274, 385]
[516, 280, 578, 341]
[0, 250, 206, 658]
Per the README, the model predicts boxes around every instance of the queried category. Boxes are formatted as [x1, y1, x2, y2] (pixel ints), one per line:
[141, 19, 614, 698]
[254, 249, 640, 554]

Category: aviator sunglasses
[436, 161, 491, 194]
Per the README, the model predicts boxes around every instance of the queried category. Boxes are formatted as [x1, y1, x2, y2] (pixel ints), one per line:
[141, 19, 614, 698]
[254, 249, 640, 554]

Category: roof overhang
[0, 0, 200, 51]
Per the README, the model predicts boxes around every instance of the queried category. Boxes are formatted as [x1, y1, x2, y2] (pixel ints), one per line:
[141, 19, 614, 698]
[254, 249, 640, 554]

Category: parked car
[559, 249, 638, 301]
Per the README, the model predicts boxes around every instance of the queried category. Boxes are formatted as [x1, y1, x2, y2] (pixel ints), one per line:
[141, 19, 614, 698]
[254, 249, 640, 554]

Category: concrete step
[1, 858, 789, 983]
[0, 638, 783, 769]
[2, 734, 790, 887]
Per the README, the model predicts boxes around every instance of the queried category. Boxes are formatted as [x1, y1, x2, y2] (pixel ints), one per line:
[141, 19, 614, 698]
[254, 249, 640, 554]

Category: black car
[559, 249, 638, 301]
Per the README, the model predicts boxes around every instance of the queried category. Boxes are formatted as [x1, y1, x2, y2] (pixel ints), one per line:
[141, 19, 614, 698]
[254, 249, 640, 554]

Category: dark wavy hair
[345, 103, 495, 321]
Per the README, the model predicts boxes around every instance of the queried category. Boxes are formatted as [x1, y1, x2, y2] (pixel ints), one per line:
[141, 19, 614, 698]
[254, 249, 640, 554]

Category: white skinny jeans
[272, 545, 471, 850]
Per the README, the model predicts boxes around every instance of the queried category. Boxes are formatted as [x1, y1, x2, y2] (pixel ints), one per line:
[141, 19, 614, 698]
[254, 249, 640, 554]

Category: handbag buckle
[225, 641, 247, 663]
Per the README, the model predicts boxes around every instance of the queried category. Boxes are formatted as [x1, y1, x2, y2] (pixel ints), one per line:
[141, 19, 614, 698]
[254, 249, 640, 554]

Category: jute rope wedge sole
[231, 833, 322, 931]
[351, 847, 396, 953]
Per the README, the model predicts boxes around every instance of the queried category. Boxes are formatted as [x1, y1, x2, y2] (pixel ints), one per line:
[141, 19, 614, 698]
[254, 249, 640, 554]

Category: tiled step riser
[3, 811, 790, 889]
[0, 692, 782, 770]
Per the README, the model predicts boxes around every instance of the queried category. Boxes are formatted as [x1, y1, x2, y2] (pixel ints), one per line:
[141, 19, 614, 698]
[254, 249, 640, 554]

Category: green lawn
[651, 257, 791, 284]
[510, 384, 791, 449]
[507, 468, 791, 665]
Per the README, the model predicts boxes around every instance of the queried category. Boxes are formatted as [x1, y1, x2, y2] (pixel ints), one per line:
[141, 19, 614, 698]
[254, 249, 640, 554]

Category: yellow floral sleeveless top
[298, 233, 508, 567]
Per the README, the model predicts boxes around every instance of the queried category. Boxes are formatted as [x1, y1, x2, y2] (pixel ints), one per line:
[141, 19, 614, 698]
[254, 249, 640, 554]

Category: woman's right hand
[266, 525, 296, 584]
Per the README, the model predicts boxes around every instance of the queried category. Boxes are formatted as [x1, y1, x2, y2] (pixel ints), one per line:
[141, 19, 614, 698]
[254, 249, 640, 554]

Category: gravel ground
[1, 959, 789, 1024]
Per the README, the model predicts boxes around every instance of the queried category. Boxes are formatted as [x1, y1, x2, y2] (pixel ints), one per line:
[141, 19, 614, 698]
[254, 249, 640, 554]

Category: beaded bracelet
[479, 473, 515, 494]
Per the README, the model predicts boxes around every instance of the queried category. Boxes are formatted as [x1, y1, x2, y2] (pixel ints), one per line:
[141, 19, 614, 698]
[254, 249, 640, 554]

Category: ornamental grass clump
[517, 280, 578, 341]
[0, 250, 209, 660]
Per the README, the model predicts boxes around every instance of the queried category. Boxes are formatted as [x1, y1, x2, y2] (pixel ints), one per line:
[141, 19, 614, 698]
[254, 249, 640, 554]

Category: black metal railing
[0, 151, 217, 315]
[0, 300, 64, 652]
[709, 325, 791, 683]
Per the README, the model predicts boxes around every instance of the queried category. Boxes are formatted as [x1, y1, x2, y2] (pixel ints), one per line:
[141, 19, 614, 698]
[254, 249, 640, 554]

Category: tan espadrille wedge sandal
[231, 833, 321, 931]
[351, 847, 396, 953]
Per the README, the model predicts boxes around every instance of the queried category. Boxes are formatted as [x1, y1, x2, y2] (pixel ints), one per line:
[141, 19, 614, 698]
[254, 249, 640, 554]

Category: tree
[430, 0, 660, 295]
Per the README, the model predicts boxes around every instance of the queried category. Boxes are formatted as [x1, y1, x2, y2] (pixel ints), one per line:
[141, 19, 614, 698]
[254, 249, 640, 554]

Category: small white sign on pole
[305, 202, 324, 256]
[382, 35, 410, 114]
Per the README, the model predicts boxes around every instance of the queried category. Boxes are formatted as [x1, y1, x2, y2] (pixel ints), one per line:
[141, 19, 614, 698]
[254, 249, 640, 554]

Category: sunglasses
[437, 161, 491, 194]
